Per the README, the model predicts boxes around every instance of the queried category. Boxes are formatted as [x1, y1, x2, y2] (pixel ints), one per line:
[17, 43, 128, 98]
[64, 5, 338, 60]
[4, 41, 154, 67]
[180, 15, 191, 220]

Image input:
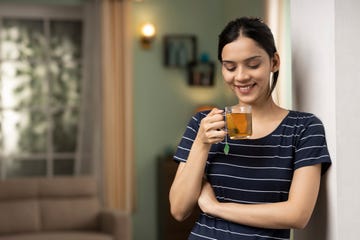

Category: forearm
[169, 138, 211, 221]
[199, 166, 321, 229]
[209, 200, 308, 229]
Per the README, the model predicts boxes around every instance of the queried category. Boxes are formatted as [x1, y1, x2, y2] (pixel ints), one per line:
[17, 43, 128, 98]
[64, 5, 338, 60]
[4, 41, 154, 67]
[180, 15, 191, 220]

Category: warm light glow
[140, 22, 156, 49]
[141, 23, 156, 38]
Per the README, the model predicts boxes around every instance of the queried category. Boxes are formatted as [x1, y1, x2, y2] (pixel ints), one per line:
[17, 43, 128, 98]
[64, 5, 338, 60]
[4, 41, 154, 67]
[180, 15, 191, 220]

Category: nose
[234, 67, 250, 82]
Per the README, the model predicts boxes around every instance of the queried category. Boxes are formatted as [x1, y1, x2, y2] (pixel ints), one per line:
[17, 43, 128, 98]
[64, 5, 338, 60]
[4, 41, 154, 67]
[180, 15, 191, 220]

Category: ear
[271, 52, 280, 72]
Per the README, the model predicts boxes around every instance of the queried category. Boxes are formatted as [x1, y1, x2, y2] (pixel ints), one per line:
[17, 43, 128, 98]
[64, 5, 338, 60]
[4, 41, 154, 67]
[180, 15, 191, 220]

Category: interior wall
[335, 0, 360, 237]
[291, 0, 337, 238]
[131, 2, 226, 239]
[131, 1, 265, 239]
[222, 0, 265, 24]
[292, 0, 360, 239]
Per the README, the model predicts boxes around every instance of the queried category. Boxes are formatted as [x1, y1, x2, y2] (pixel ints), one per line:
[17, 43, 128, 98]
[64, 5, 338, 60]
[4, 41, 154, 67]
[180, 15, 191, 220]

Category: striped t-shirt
[174, 110, 332, 240]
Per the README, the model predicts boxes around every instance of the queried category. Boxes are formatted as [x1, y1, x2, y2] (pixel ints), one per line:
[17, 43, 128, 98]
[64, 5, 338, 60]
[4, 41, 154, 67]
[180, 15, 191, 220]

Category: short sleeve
[173, 111, 208, 163]
[294, 115, 332, 175]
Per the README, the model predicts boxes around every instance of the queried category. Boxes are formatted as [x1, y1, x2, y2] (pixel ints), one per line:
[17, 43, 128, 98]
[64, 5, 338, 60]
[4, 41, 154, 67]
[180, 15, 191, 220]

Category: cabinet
[157, 157, 200, 240]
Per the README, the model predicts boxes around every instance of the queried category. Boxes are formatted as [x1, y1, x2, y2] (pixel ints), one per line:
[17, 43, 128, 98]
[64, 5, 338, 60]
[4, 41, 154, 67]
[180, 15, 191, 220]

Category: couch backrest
[0, 176, 100, 235]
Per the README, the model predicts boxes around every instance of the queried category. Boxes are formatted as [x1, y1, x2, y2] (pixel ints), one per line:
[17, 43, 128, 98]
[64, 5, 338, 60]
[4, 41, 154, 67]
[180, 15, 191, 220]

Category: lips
[235, 83, 256, 94]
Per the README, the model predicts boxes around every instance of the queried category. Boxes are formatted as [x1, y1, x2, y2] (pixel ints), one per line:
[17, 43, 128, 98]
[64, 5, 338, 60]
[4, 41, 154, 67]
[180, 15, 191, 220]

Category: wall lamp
[140, 22, 156, 49]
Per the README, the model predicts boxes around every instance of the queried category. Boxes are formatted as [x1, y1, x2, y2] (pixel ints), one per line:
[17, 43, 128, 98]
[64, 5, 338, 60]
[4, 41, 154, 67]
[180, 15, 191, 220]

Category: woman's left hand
[198, 181, 219, 215]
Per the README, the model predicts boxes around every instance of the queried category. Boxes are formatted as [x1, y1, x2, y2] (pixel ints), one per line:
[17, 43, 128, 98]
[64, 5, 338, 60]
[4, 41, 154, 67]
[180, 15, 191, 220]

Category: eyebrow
[222, 55, 262, 64]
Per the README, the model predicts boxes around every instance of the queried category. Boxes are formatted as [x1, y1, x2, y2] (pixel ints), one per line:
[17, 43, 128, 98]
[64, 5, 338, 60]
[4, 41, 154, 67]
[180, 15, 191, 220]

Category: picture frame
[187, 61, 215, 86]
[163, 34, 197, 68]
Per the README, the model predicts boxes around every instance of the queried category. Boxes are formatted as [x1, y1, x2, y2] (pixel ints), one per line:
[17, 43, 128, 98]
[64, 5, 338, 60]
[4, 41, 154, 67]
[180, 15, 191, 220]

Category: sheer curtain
[77, 0, 102, 177]
[265, 0, 292, 110]
[78, 0, 134, 215]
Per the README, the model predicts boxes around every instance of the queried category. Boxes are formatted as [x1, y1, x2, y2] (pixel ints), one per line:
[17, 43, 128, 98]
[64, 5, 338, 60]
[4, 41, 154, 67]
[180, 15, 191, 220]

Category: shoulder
[190, 110, 211, 124]
[287, 110, 327, 138]
[183, 110, 211, 134]
[196, 110, 211, 119]
[287, 110, 324, 126]
[289, 111, 331, 174]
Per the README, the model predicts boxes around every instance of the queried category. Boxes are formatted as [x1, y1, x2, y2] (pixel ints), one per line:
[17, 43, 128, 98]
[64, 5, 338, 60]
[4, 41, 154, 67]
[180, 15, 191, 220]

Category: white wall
[334, 0, 360, 237]
[291, 0, 360, 239]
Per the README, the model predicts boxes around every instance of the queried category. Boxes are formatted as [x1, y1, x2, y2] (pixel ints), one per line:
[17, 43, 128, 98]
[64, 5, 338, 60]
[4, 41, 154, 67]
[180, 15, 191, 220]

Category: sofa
[0, 176, 130, 240]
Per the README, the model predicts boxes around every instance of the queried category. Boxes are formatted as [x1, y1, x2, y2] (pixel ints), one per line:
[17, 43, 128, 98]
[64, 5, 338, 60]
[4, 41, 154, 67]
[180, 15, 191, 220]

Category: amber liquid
[226, 112, 252, 139]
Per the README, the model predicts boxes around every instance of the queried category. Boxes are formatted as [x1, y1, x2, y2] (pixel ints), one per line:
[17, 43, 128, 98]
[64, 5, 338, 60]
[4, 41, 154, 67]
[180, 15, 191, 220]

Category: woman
[169, 17, 331, 240]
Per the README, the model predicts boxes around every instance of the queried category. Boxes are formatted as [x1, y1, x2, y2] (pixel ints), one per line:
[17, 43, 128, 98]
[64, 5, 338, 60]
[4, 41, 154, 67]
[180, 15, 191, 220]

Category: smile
[235, 83, 255, 94]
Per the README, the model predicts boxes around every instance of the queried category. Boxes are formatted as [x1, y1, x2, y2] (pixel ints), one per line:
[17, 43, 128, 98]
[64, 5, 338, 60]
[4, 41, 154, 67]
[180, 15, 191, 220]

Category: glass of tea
[225, 105, 252, 139]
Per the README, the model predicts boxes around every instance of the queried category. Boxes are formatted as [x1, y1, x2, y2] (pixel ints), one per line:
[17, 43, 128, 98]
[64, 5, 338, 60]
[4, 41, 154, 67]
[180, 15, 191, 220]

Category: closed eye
[245, 57, 262, 69]
[225, 66, 236, 72]
[222, 62, 236, 72]
[248, 63, 260, 69]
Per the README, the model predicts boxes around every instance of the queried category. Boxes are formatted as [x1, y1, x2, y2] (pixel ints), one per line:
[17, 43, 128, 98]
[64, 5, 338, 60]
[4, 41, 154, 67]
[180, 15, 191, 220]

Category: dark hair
[218, 17, 279, 95]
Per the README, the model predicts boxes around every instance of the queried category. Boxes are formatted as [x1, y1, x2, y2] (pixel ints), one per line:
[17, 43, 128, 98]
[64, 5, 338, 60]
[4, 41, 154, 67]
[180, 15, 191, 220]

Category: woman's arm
[169, 108, 226, 222]
[198, 164, 322, 229]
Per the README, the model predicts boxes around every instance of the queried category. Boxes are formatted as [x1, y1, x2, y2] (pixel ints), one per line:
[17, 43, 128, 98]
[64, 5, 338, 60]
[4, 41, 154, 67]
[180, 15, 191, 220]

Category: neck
[246, 97, 282, 119]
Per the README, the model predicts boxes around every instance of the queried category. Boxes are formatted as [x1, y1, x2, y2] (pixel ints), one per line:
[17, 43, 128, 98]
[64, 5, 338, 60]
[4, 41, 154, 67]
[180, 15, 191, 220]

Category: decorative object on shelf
[187, 53, 215, 86]
[140, 22, 156, 49]
[163, 34, 197, 68]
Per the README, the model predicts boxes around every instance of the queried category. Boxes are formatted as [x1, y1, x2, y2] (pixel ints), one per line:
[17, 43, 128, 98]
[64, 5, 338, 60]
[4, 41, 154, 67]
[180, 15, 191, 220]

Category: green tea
[226, 112, 252, 139]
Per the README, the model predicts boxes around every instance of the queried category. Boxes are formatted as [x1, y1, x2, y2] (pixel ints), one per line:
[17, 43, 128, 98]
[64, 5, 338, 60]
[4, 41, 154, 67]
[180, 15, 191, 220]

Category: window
[0, 4, 84, 178]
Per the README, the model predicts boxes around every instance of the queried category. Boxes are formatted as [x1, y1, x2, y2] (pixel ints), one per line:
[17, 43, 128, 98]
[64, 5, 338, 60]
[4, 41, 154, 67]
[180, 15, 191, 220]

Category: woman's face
[221, 36, 279, 106]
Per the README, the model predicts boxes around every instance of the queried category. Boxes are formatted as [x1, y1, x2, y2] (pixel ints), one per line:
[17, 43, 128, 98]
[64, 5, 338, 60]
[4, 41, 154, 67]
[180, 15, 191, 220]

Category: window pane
[54, 158, 74, 175]
[49, 58, 81, 107]
[49, 20, 82, 107]
[50, 20, 82, 59]
[1, 109, 47, 155]
[1, 18, 45, 61]
[6, 159, 46, 177]
[53, 108, 78, 152]
[0, 60, 46, 108]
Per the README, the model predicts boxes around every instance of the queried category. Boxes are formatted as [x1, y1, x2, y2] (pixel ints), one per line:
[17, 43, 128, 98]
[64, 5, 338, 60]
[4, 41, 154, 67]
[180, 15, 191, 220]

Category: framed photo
[163, 34, 197, 68]
[187, 61, 215, 86]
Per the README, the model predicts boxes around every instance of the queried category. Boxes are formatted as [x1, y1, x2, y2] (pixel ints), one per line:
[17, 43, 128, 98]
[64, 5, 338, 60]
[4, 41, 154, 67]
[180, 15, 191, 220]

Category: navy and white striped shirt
[174, 110, 331, 240]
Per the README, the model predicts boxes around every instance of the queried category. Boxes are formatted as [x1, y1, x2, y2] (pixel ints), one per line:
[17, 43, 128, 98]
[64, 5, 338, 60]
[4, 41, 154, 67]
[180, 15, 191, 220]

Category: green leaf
[224, 143, 230, 155]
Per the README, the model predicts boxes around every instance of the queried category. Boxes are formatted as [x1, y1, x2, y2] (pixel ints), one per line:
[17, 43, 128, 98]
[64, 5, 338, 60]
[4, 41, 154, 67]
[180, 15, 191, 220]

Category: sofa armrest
[99, 209, 131, 240]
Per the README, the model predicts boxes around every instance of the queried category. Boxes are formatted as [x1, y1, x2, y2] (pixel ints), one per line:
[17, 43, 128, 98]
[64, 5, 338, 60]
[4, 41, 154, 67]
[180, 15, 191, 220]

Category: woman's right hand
[170, 108, 226, 221]
[197, 108, 227, 145]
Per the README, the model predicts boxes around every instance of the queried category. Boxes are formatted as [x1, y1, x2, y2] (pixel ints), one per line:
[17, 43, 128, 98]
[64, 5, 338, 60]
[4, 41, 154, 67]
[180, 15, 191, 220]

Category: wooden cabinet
[157, 157, 200, 240]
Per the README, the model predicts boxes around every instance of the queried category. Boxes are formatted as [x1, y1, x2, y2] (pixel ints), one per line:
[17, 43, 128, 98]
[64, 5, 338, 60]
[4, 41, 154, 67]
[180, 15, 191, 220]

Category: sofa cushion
[0, 200, 40, 234]
[0, 178, 38, 200]
[38, 177, 97, 198]
[0, 232, 113, 240]
[41, 198, 100, 231]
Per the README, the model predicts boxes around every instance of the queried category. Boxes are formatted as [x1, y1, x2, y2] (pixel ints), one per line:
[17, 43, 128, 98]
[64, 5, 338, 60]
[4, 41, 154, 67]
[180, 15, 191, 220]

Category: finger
[206, 129, 226, 141]
[203, 111, 225, 129]
[201, 118, 224, 133]
[208, 121, 226, 131]
[207, 108, 224, 117]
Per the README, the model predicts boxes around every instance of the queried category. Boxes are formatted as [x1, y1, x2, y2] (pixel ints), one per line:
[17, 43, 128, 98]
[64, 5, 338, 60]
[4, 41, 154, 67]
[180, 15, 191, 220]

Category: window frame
[0, 3, 85, 179]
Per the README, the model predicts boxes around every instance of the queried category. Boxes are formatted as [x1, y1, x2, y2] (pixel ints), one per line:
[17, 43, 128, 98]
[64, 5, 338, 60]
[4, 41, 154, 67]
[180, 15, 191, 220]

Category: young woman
[169, 17, 332, 240]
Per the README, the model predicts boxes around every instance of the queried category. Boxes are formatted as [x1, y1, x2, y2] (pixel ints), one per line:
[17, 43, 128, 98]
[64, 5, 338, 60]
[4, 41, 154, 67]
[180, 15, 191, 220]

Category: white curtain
[76, 0, 103, 180]
[265, 0, 293, 110]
